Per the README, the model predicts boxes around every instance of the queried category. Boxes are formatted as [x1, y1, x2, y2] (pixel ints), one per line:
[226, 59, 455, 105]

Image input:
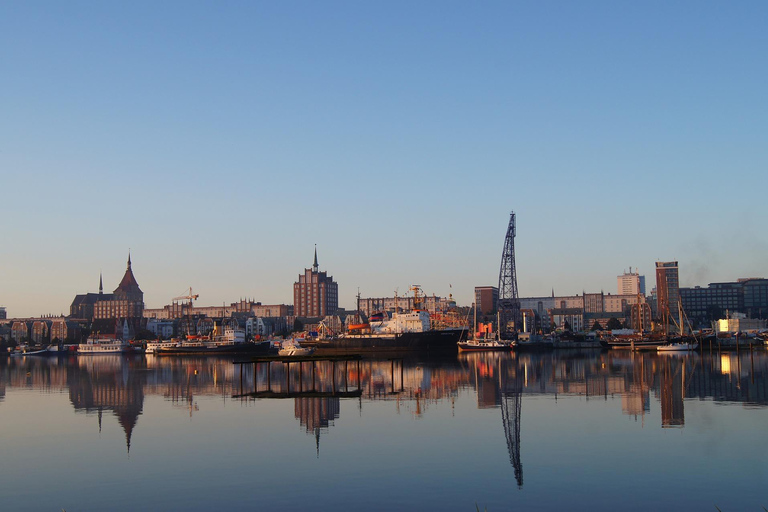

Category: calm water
[1, 349, 766, 511]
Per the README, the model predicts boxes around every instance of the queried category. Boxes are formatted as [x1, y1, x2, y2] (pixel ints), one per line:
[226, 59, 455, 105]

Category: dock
[233, 354, 380, 399]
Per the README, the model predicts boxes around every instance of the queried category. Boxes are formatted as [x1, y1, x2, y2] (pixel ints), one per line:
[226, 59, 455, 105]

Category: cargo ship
[310, 289, 466, 354]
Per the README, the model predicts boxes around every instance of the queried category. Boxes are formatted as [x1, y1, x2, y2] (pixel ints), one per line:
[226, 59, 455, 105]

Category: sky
[1, 1, 767, 317]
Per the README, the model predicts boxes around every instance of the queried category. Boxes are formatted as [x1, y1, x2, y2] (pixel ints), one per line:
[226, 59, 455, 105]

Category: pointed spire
[312, 244, 319, 272]
[127, 250, 132, 269]
[99, 272, 103, 295]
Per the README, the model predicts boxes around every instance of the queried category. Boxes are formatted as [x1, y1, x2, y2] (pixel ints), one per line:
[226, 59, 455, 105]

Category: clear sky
[1, 1, 767, 317]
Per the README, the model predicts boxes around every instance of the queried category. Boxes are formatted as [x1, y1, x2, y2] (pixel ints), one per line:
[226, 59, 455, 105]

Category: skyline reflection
[1, 350, 766, 462]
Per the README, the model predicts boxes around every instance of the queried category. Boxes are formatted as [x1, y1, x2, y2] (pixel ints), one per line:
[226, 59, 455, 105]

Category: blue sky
[1, 1, 766, 317]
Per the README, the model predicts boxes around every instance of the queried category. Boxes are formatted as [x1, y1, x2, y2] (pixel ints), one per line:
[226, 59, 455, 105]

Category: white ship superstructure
[370, 311, 431, 335]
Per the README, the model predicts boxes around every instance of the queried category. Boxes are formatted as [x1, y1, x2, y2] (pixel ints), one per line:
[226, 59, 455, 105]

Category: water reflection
[1, 350, 766, 464]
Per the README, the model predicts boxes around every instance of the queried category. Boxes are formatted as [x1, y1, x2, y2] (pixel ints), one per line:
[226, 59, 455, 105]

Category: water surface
[0, 349, 766, 511]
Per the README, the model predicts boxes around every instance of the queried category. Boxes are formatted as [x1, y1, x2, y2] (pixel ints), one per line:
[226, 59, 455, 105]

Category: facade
[70, 255, 144, 326]
[31, 321, 50, 344]
[50, 318, 81, 342]
[617, 269, 646, 296]
[11, 321, 29, 343]
[356, 294, 454, 317]
[680, 278, 768, 325]
[474, 286, 499, 315]
[0, 307, 6, 320]
[293, 248, 338, 318]
[655, 261, 680, 328]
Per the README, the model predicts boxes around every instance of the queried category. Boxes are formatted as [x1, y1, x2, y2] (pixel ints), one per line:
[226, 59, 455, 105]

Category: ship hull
[154, 342, 273, 356]
[312, 329, 465, 354]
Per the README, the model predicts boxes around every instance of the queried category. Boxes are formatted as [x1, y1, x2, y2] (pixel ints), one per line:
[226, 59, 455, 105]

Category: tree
[133, 328, 156, 341]
[591, 320, 603, 331]
[564, 320, 572, 332]
[293, 319, 304, 333]
[606, 317, 623, 330]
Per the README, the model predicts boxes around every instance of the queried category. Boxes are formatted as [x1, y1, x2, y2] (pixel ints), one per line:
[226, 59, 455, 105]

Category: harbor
[1, 349, 767, 511]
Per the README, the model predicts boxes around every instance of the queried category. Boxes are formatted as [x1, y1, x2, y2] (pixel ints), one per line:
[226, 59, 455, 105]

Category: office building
[655, 261, 680, 329]
[474, 286, 498, 315]
[293, 247, 338, 318]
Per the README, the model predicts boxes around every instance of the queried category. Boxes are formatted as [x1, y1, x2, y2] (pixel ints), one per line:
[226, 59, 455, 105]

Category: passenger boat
[145, 340, 179, 355]
[78, 337, 129, 355]
[154, 329, 272, 356]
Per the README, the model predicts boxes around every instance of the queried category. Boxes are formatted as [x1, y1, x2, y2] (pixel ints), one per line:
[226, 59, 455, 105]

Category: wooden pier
[233, 354, 371, 399]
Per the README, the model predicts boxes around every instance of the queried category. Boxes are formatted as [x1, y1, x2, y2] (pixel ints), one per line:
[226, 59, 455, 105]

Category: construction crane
[173, 287, 199, 305]
[172, 288, 199, 336]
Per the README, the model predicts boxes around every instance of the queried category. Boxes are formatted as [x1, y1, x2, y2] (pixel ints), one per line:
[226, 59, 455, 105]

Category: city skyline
[2, 1, 767, 317]
[1, 247, 764, 319]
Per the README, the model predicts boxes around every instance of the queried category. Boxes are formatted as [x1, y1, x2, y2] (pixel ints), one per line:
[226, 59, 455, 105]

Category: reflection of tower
[294, 397, 341, 455]
[69, 358, 145, 453]
[500, 359, 523, 487]
[498, 211, 521, 332]
[660, 358, 685, 428]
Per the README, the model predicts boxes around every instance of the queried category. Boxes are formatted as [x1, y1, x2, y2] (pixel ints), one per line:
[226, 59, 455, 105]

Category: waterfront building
[146, 318, 175, 338]
[680, 278, 768, 325]
[31, 320, 50, 344]
[716, 316, 766, 333]
[0, 307, 6, 320]
[70, 254, 144, 325]
[293, 247, 338, 318]
[356, 293, 453, 317]
[50, 318, 82, 342]
[474, 286, 499, 315]
[617, 268, 646, 296]
[144, 299, 289, 321]
[11, 321, 29, 343]
[655, 261, 680, 329]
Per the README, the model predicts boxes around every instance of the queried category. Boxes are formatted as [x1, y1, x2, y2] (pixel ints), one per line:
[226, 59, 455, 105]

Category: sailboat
[457, 306, 513, 352]
[657, 300, 699, 352]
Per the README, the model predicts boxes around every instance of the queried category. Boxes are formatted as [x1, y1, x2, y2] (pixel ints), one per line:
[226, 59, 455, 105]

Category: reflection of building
[659, 360, 685, 428]
[293, 247, 338, 318]
[294, 397, 340, 432]
[69, 359, 145, 452]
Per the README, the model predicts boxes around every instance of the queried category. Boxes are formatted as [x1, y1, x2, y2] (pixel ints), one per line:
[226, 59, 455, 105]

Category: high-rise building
[617, 268, 646, 296]
[655, 261, 680, 329]
[474, 286, 498, 315]
[293, 247, 338, 318]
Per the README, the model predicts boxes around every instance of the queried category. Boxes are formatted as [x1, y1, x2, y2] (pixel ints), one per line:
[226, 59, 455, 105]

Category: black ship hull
[311, 329, 465, 355]
[155, 342, 274, 356]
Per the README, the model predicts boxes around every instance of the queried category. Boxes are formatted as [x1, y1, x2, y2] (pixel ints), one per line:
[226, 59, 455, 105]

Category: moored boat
[657, 342, 699, 352]
[277, 338, 316, 357]
[78, 337, 130, 355]
[457, 338, 513, 351]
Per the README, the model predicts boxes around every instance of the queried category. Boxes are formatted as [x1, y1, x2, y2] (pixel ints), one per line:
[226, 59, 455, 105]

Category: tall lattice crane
[498, 211, 521, 333]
